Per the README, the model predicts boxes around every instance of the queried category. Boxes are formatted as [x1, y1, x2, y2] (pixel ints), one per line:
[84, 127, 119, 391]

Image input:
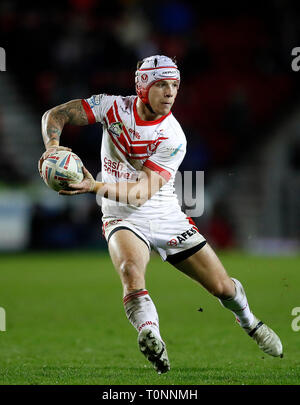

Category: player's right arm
[38, 99, 90, 176]
[42, 99, 89, 148]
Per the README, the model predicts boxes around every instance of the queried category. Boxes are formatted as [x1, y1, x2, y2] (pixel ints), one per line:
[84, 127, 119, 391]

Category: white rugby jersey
[82, 94, 187, 220]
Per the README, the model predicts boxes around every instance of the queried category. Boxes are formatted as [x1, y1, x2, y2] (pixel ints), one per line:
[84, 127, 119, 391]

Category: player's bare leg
[108, 229, 170, 373]
[172, 243, 283, 357]
[108, 229, 149, 295]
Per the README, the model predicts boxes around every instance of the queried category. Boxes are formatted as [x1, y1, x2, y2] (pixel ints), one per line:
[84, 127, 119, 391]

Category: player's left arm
[59, 166, 167, 206]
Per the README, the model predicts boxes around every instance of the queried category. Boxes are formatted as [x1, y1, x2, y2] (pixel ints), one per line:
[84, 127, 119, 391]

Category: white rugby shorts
[102, 215, 207, 264]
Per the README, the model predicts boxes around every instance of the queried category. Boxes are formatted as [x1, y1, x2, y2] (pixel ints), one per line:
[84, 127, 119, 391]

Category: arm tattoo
[47, 126, 62, 140]
[42, 99, 89, 147]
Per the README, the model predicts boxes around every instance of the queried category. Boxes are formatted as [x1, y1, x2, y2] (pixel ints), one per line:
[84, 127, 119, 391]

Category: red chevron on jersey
[106, 105, 115, 125]
[105, 109, 131, 156]
[114, 101, 168, 146]
[105, 102, 169, 160]
[106, 106, 132, 155]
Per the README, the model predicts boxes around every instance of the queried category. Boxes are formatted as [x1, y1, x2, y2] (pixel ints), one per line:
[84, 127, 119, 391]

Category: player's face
[148, 80, 179, 116]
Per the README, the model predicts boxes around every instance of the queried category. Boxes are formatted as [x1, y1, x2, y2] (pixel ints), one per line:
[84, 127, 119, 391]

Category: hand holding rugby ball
[41, 150, 84, 192]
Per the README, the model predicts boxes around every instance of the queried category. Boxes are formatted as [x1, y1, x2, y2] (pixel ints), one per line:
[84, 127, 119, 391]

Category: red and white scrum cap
[135, 55, 180, 105]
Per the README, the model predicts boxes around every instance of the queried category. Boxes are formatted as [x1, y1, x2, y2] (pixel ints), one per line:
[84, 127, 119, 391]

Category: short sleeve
[143, 138, 186, 182]
[82, 94, 118, 124]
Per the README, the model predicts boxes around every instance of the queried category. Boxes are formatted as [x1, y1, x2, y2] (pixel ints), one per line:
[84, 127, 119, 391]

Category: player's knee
[119, 259, 144, 286]
[210, 279, 235, 299]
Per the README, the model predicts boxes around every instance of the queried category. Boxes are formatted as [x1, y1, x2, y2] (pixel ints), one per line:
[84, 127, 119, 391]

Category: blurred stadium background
[0, 0, 299, 254]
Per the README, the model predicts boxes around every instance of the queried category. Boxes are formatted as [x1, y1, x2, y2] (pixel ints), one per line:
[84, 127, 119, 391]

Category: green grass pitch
[0, 250, 299, 385]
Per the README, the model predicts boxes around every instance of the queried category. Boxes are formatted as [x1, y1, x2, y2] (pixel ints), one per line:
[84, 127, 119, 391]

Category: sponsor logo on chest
[128, 128, 141, 139]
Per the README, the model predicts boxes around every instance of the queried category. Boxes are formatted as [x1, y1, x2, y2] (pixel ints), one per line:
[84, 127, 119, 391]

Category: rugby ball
[41, 150, 84, 192]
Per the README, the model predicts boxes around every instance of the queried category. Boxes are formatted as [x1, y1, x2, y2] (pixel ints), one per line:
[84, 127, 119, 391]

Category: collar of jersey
[133, 97, 172, 126]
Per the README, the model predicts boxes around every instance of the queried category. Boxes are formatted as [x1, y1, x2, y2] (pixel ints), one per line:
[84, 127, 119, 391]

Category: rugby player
[38, 55, 283, 374]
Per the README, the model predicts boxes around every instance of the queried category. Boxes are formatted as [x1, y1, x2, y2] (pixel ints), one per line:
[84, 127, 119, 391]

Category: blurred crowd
[0, 0, 300, 250]
[2, 0, 300, 169]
